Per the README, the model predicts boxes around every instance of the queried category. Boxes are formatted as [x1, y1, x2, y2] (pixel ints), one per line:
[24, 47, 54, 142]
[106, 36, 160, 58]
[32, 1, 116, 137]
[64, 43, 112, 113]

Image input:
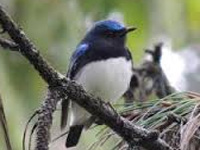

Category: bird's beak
[125, 27, 137, 34]
[120, 27, 137, 36]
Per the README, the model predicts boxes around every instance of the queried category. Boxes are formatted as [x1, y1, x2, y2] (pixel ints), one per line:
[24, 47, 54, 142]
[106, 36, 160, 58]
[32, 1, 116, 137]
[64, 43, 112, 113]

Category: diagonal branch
[0, 4, 173, 150]
[0, 5, 63, 86]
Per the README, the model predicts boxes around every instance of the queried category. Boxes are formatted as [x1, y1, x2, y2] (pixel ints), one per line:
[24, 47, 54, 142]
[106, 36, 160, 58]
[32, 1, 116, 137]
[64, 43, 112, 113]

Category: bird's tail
[61, 98, 70, 129]
[66, 125, 84, 147]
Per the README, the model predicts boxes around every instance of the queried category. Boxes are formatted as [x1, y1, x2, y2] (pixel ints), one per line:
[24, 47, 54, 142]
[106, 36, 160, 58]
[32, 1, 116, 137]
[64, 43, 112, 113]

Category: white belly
[74, 57, 133, 102]
[71, 57, 133, 125]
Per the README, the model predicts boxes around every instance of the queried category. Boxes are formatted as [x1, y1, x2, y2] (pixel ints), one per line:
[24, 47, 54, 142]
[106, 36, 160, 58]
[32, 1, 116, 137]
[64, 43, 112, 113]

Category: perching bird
[61, 20, 136, 148]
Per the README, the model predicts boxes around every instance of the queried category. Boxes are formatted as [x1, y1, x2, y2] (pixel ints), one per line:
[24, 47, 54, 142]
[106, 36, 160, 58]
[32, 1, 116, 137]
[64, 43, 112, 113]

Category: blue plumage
[61, 20, 136, 148]
[95, 20, 125, 31]
[72, 43, 89, 60]
[67, 43, 90, 79]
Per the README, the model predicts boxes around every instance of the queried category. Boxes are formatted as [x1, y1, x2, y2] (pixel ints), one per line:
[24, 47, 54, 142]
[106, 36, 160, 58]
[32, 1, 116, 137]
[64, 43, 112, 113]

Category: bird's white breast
[74, 57, 133, 102]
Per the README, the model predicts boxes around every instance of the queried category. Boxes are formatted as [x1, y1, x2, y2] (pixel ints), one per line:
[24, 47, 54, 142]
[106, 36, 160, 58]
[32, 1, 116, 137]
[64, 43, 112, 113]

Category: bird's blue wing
[67, 43, 90, 79]
[72, 43, 89, 61]
[61, 43, 90, 129]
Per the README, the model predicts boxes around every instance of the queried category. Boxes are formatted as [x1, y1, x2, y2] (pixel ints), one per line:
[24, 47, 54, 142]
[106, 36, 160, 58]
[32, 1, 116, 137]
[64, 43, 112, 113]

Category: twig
[50, 130, 69, 143]
[0, 37, 18, 51]
[0, 94, 12, 150]
[155, 113, 187, 132]
[29, 122, 38, 150]
[180, 103, 200, 150]
[0, 5, 173, 150]
[23, 110, 39, 150]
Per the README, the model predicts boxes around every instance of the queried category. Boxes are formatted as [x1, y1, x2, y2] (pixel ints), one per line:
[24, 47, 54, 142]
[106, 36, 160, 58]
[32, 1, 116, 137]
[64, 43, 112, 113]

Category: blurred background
[0, 0, 200, 150]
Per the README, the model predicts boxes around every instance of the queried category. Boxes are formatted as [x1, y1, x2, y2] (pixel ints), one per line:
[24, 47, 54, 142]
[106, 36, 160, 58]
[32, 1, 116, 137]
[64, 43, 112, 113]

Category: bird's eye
[107, 31, 115, 37]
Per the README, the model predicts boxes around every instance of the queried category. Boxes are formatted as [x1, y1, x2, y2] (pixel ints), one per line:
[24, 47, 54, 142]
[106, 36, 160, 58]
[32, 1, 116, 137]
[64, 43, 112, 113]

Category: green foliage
[89, 92, 200, 150]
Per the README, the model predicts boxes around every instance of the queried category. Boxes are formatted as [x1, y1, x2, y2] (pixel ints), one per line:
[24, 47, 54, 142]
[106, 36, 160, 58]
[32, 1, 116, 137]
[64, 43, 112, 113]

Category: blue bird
[61, 20, 136, 147]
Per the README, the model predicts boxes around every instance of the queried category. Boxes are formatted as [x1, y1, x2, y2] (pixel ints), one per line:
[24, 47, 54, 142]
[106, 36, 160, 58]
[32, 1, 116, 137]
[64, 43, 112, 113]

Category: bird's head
[85, 20, 136, 46]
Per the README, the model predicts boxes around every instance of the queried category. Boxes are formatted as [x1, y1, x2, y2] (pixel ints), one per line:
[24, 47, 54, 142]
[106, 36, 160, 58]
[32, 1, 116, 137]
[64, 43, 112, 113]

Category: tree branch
[0, 5, 63, 86]
[0, 5, 173, 150]
[35, 90, 61, 150]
